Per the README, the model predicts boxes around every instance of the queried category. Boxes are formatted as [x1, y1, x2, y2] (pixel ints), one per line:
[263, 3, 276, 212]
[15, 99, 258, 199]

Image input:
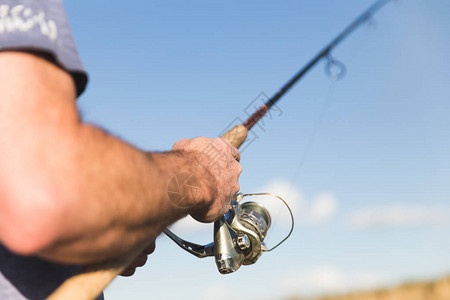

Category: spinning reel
[164, 193, 294, 274]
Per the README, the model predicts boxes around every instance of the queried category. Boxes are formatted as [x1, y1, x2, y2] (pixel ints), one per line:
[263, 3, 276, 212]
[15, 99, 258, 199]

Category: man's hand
[171, 137, 242, 223]
[120, 241, 156, 277]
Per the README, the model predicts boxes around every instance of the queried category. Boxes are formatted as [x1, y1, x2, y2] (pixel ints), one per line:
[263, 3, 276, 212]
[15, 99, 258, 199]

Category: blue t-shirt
[0, 0, 88, 96]
[0, 1, 99, 299]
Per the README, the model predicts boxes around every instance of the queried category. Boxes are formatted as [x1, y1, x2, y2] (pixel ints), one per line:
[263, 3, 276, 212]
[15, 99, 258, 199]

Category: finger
[222, 201, 232, 216]
[234, 181, 240, 195]
[235, 161, 243, 175]
[145, 241, 156, 255]
[231, 146, 240, 162]
[120, 251, 150, 277]
[171, 139, 189, 151]
[135, 253, 148, 267]
[120, 268, 135, 277]
[221, 138, 241, 162]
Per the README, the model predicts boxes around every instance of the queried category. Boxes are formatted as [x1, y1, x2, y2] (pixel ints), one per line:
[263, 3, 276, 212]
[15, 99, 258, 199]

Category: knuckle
[122, 268, 135, 277]
[218, 138, 232, 149]
[172, 139, 188, 149]
[224, 203, 231, 214]
[138, 255, 148, 267]
[146, 243, 156, 254]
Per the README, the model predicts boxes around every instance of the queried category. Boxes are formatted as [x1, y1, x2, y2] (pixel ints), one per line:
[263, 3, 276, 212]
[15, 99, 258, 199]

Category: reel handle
[48, 125, 248, 299]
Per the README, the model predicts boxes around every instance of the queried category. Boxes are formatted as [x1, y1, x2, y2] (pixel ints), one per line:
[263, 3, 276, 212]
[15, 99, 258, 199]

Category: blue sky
[64, 0, 450, 299]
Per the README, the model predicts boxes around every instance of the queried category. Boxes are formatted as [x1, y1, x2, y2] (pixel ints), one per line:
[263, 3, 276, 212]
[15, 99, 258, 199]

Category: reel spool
[164, 193, 294, 274]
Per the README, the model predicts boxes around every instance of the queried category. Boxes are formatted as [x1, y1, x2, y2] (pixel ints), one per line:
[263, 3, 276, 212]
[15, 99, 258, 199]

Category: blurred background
[65, 0, 450, 299]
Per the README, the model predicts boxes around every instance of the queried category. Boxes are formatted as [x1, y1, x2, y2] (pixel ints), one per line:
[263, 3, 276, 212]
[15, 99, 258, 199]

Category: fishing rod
[48, 1, 393, 299]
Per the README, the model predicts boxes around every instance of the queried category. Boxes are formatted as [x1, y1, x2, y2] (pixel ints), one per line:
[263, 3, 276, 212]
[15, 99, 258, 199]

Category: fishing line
[247, 0, 394, 222]
[288, 81, 337, 191]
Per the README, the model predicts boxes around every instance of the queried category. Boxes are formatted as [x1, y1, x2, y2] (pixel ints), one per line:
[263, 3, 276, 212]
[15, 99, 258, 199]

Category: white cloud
[308, 193, 337, 224]
[256, 178, 303, 217]
[257, 179, 338, 226]
[349, 204, 450, 229]
[279, 265, 383, 298]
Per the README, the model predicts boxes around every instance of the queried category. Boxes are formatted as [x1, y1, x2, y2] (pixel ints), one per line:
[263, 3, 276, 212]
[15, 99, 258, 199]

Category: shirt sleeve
[0, 0, 88, 97]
